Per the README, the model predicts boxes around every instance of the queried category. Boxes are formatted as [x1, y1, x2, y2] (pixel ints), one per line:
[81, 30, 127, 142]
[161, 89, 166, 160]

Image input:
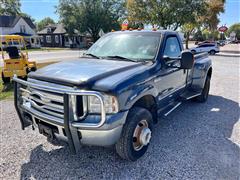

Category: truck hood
[28, 58, 148, 91]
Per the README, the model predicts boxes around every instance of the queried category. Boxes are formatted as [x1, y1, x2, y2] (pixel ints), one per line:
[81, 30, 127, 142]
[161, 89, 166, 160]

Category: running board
[164, 102, 182, 116]
[158, 101, 182, 117]
[180, 90, 201, 101]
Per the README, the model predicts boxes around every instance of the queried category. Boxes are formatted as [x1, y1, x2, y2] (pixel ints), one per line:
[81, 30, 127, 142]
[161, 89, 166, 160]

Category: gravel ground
[0, 56, 239, 180]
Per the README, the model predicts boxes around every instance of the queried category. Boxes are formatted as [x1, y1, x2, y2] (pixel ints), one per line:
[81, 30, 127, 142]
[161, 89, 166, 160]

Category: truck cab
[13, 30, 212, 161]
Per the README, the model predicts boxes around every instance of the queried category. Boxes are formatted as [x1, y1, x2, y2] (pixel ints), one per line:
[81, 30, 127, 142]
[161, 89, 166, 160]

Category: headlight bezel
[87, 94, 119, 114]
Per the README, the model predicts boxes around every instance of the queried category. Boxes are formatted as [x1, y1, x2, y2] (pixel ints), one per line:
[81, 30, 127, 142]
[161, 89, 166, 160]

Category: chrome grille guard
[13, 76, 107, 154]
[13, 76, 106, 129]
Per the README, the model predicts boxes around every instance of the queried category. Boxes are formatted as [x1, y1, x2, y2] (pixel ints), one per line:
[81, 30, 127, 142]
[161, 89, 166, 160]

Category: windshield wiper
[84, 53, 100, 59]
[104, 55, 138, 62]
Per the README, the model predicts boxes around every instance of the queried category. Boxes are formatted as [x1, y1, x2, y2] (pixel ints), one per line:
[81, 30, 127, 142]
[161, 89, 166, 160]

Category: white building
[0, 15, 40, 48]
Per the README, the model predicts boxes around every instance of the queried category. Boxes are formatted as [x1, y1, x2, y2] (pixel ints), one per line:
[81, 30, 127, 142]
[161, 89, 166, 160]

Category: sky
[21, 0, 240, 27]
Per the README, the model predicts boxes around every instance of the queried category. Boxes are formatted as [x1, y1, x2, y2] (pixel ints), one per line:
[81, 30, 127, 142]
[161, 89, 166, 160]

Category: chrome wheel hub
[139, 127, 152, 146]
[133, 120, 152, 151]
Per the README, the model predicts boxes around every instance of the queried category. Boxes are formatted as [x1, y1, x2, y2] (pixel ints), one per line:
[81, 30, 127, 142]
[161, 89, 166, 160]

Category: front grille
[21, 87, 64, 119]
[20, 87, 86, 120]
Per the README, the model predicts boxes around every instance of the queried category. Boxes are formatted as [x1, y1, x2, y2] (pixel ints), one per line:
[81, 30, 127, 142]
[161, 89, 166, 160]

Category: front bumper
[13, 77, 128, 153]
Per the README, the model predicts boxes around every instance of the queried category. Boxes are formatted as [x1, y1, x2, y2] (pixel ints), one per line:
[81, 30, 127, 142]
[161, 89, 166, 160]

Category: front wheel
[115, 107, 153, 161]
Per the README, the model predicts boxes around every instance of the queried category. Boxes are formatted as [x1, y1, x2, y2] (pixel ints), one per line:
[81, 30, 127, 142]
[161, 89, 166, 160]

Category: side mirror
[180, 50, 194, 69]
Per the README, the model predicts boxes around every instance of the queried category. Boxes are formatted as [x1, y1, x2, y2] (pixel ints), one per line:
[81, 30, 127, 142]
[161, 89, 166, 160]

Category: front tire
[115, 107, 153, 161]
[195, 76, 211, 103]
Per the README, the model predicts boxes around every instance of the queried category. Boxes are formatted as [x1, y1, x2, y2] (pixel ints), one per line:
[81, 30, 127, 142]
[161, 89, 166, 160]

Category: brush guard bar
[13, 76, 106, 153]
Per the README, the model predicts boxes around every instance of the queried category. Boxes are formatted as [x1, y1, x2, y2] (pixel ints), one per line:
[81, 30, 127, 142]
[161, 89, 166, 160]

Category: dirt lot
[0, 56, 239, 179]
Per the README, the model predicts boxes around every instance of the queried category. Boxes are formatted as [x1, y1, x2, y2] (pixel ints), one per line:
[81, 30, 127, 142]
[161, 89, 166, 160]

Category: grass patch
[24, 47, 70, 52]
[0, 61, 56, 101]
[0, 81, 13, 101]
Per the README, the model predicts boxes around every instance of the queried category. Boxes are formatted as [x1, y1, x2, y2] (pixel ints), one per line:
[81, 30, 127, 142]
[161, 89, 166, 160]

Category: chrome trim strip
[22, 97, 64, 118]
[164, 102, 182, 116]
[81, 96, 88, 120]
[22, 103, 64, 125]
[185, 93, 201, 100]
[71, 95, 78, 121]
[29, 96, 64, 111]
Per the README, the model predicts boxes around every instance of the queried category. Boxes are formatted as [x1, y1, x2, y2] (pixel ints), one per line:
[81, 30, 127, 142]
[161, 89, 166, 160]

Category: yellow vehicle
[0, 35, 37, 84]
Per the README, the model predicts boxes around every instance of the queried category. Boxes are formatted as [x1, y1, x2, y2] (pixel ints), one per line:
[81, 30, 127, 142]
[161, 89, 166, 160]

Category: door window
[163, 36, 181, 58]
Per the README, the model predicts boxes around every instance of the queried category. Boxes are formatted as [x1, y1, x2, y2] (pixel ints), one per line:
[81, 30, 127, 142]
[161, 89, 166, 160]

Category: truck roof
[110, 29, 177, 35]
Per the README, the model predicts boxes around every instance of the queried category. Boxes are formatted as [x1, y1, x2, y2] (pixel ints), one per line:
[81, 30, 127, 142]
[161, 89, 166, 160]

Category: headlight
[88, 95, 119, 114]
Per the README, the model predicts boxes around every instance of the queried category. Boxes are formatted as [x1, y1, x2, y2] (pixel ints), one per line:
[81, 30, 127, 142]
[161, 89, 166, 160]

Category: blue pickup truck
[13, 30, 212, 161]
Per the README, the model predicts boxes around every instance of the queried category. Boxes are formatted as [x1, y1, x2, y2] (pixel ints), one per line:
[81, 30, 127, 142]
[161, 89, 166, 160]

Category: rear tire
[191, 50, 196, 54]
[1, 72, 10, 84]
[115, 107, 153, 161]
[195, 76, 210, 103]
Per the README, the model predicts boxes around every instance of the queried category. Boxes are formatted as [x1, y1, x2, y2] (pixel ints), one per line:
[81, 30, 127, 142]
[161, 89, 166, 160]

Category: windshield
[86, 33, 161, 62]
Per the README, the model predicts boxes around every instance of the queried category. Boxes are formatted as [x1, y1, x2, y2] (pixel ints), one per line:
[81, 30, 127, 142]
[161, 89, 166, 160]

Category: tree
[0, 0, 35, 26]
[126, 0, 206, 30]
[57, 0, 123, 41]
[0, 0, 21, 16]
[37, 17, 55, 31]
[200, 0, 225, 32]
[227, 23, 240, 40]
[181, 23, 197, 49]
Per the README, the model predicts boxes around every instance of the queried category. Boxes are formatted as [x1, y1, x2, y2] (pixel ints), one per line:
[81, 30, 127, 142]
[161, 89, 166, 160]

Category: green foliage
[37, 17, 55, 31]
[227, 23, 240, 39]
[201, 29, 221, 40]
[0, 0, 21, 16]
[127, 0, 206, 30]
[200, 0, 225, 32]
[193, 30, 204, 41]
[181, 23, 198, 49]
[0, 0, 35, 26]
[57, 0, 124, 41]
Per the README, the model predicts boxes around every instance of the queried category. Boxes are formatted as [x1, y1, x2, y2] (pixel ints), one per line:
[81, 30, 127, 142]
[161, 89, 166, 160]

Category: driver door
[156, 35, 187, 103]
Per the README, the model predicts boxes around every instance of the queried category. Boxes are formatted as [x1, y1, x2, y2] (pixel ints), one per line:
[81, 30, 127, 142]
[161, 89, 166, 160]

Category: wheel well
[132, 95, 158, 123]
[207, 67, 212, 78]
